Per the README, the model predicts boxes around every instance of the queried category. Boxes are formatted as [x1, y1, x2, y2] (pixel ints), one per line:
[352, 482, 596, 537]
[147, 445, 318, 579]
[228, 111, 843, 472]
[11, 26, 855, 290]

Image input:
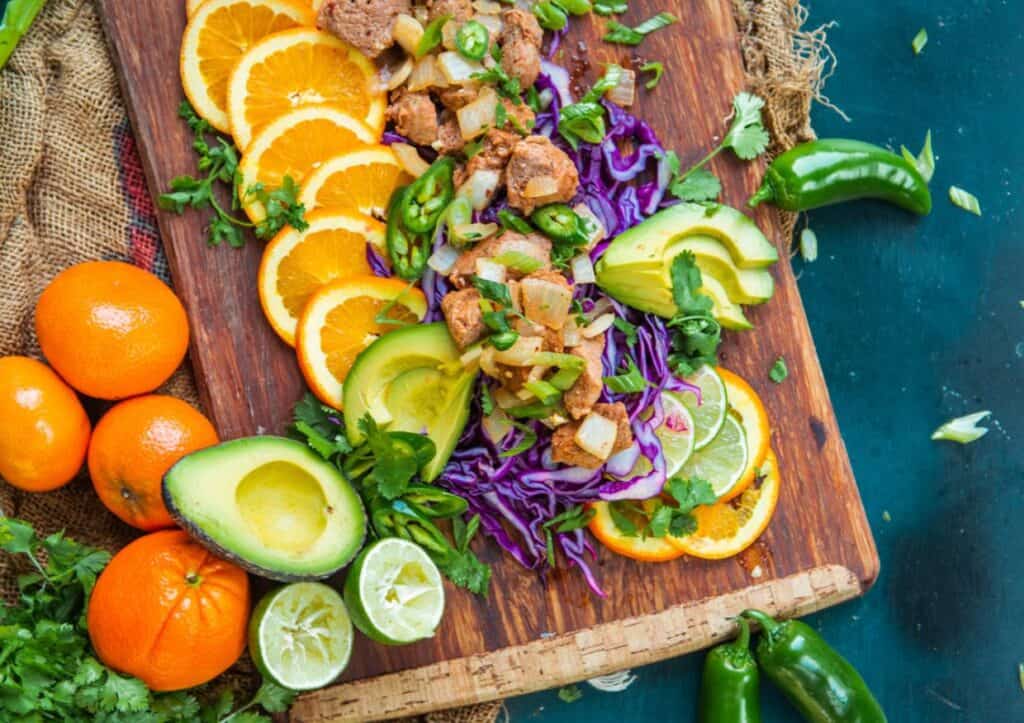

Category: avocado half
[163, 436, 366, 581]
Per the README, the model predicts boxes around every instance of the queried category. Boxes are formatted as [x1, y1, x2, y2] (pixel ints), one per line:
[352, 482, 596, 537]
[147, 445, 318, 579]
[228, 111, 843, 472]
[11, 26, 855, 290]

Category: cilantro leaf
[669, 166, 722, 202]
[471, 275, 514, 307]
[558, 685, 583, 703]
[613, 317, 638, 346]
[436, 547, 491, 595]
[608, 501, 640, 537]
[666, 253, 721, 375]
[244, 175, 309, 240]
[667, 477, 717, 512]
[250, 680, 297, 714]
[722, 92, 770, 160]
[289, 393, 352, 459]
[669, 251, 713, 316]
[769, 356, 788, 383]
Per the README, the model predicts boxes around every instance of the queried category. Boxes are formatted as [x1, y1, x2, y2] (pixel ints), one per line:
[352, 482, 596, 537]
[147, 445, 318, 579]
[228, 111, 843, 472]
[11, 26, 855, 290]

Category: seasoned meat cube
[493, 321, 565, 392]
[551, 402, 633, 469]
[448, 231, 552, 288]
[427, 0, 472, 22]
[563, 335, 605, 419]
[500, 97, 536, 133]
[500, 8, 543, 48]
[506, 136, 580, 214]
[519, 269, 573, 330]
[317, 0, 409, 59]
[460, 128, 519, 179]
[386, 91, 439, 146]
[435, 111, 465, 155]
[435, 85, 480, 110]
[441, 288, 485, 350]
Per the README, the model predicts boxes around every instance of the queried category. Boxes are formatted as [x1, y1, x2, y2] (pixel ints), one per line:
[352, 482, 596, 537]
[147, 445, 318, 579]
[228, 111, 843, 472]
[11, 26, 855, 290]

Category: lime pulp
[679, 413, 749, 498]
[679, 365, 728, 450]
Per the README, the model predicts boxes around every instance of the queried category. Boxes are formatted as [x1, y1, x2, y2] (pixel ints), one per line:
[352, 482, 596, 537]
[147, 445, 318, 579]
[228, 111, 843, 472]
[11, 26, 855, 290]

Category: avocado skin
[162, 436, 367, 582]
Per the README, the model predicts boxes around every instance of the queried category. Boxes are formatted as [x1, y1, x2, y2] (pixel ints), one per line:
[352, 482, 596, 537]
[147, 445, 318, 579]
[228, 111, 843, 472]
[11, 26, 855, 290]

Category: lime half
[343, 538, 445, 645]
[657, 393, 696, 477]
[679, 414, 749, 498]
[680, 365, 728, 450]
[250, 582, 354, 691]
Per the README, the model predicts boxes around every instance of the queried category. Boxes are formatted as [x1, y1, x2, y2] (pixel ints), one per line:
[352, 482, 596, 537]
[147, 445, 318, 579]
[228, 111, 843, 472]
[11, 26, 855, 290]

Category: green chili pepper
[532, 1, 569, 30]
[402, 157, 456, 233]
[748, 138, 932, 215]
[0, 0, 45, 69]
[455, 20, 489, 61]
[401, 485, 469, 519]
[386, 186, 430, 281]
[530, 203, 582, 241]
[372, 499, 452, 558]
[698, 618, 762, 723]
[741, 610, 887, 723]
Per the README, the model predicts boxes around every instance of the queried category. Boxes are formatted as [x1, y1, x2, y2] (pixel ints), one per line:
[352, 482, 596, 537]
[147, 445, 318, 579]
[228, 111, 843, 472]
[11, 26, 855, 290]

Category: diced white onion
[494, 335, 543, 365]
[392, 14, 424, 55]
[582, 312, 614, 338]
[480, 346, 501, 377]
[604, 68, 636, 107]
[438, 51, 485, 85]
[475, 257, 507, 283]
[570, 253, 596, 284]
[428, 242, 461, 274]
[482, 408, 513, 444]
[459, 343, 483, 368]
[408, 55, 444, 91]
[575, 412, 618, 460]
[562, 317, 582, 347]
[520, 277, 572, 329]
[456, 88, 498, 139]
[527, 364, 550, 382]
[392, 142, 431, 178]
[475, 14, 503, 36]
[473, 0, 502, 14]
[456, 168, 501, 208]
[523, 175, 559, 198]
[573, 202, 607, 246]
[453, 222, 499, 244]
[412, 5, 429, 25]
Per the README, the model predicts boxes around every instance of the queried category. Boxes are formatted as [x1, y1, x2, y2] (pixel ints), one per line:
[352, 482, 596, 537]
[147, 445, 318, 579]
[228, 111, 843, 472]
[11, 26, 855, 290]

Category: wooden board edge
[289, 564, 866, 722]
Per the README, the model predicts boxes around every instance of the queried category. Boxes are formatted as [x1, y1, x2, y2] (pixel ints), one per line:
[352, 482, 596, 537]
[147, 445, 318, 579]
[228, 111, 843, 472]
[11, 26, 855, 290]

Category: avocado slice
[163, 436, 366, 581]
[596, 266, 752, 330]
[664, 235, 774, 305]
[343, 323, 476, 481]
[599, 202, 779, 271]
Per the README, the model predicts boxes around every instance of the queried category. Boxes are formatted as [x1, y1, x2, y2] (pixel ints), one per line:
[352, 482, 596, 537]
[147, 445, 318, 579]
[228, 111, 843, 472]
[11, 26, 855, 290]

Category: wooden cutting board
[97, 1, 879, 720]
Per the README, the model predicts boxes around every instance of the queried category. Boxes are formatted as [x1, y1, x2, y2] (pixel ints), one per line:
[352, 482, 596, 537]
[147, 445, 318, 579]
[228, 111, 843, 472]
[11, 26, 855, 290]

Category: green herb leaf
[613, 317, 638, 346]
[667, 477, 717, 512]
[245, 175, 309, 240]
[251, 679, 298, 713]
[608, 501, 640, 537]
[603, 357, 649, 393]
[557, 101, 606, 149]
[645, 502, 675, 538]
[471, 275, 514, 307]
[499, 420, 539, 457]
[799, 227, 818, 262]
[290, 393, 352, 459]
[769, 356, 788, 383]
[949, 186, 981, 215]
[544, 505, 596, 533]
[900, 129, 935, 183]
[417, 14, 451, 57]
[723, 92, 770, 160]
[471, 64, 521, 99]
[603, 12, 677, 46]
[558, 685, 584, 703]
[911, 27, 928, 55]
[931, 410, 991, 444]
[669, 166, 722, 202]
[497, 209, 534, 234]
[669, 251, 713, 316]
[639, 61, 664, 89]
[436, 547, 491, 595]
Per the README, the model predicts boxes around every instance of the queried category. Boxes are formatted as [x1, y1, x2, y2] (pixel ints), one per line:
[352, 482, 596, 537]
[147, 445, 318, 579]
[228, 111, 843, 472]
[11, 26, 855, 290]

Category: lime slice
[657, 393, 696, 476]
[249, 582, 354, 691]
[679, 365, 728, 450]
[679, 414, 749, 498]
[343, 538, 445, 645]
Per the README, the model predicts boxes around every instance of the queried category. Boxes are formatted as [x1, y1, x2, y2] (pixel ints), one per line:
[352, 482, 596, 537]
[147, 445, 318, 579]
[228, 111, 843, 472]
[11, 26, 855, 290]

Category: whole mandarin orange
[0, 356, 91, 492]
[88, 395, 219, 530]
[35, 261, 189, 400]
[87, 529, 249, 691]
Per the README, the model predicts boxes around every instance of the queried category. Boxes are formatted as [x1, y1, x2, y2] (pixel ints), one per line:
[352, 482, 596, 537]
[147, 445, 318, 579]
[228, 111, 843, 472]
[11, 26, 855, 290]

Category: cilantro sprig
[666, 252, 722, 375]
[557, 65, 625, 149]
[665, 92, 770, 203]
[608, 477, 717, 539]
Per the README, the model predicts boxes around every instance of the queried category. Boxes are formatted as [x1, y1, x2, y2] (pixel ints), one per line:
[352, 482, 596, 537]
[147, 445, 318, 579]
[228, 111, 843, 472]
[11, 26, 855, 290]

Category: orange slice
[668, 450, 780, 560]
[180, 0, 315, 133]
[259, 209, 386, 346]
[295, 277, 427, 408]
[237, 105, 375, 223]
[716, 367, 772, 501]
[588, 500, 685, 563]
[299, 147, 413, 219]
[186, 0, 205, 16]
[227, 28, 385, 150]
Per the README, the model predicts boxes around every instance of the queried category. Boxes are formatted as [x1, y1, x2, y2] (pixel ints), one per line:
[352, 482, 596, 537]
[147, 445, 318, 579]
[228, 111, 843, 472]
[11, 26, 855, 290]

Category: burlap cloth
[0, 0, 832, 719]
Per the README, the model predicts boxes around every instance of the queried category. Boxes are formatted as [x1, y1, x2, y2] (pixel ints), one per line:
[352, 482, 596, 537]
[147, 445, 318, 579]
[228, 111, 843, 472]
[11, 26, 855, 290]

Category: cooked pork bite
[551, 402, 633, 469]
[387, 90, 439, 146]
[435, 85, 480, 111]
[500, 7, 543, 47]
[427, 0, 473, 22]
[317, 0, 409, 59]
[498, 9, 542, 88]
[435, 112, 465, 155]
[563, 334, 604, 419]
[448, 231, 552, 288]
[506, 136, 580, 214]
[440, 287, 486, 350]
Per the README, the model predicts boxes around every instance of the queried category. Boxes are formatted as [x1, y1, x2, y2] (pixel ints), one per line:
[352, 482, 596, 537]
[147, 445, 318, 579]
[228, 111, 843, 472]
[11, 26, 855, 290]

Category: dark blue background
[509, 1, 1024, 720]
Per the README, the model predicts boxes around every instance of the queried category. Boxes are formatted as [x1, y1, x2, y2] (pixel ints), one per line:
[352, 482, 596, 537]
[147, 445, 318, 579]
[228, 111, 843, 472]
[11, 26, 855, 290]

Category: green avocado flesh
[163, 436, 366, 581]
[343, 323, 476, 481]
[596, 203, 777, 326]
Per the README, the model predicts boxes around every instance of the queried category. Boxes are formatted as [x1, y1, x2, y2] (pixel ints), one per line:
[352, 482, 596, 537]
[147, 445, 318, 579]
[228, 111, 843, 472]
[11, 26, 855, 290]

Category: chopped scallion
[911, 27, 928, 55]
[948, 186, 981, 216]
[931, 410, 991, 444]
[603, 12, 677, 46]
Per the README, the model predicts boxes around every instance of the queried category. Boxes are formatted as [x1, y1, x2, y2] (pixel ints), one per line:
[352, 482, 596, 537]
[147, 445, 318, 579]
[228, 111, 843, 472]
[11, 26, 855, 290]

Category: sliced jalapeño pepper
[698, 618, 762, 723]
[532, 0, 568, 30]
[401, 157, 456, 233]
[386, 186, 429, 281]
[455, 20, 489, 61]
[530, 203, 583, 242]
[371, 498, 451, 558]
[741, 609, 887, 723]
[402, 485, 469, 519]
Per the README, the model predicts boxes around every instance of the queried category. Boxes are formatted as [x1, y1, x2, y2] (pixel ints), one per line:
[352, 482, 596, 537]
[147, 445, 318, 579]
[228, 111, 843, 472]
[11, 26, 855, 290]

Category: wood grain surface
[96, 0, 879, 719]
